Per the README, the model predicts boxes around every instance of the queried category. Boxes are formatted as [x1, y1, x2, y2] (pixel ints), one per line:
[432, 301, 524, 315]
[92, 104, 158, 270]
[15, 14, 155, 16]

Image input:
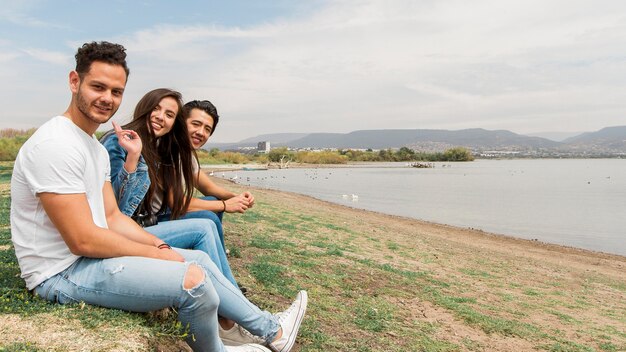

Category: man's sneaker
[268, 290, 308, 352]
[224, 344, 271, 352]
[220, 323, 266, 346]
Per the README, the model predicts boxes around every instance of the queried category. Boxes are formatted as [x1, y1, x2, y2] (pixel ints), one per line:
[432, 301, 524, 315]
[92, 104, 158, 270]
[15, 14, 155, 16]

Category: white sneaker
[268, 290, 308, 352]
[220, 323, 266, 346]
[225, 343, 271, 351]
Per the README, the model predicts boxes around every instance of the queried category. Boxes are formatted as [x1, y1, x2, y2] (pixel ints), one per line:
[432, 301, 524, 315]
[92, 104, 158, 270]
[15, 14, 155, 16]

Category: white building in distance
[257, 141, 270, 153]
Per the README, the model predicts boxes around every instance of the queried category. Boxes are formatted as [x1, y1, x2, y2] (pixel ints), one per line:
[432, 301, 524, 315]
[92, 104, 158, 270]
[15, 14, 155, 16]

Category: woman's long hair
[122, 88, 194, 219]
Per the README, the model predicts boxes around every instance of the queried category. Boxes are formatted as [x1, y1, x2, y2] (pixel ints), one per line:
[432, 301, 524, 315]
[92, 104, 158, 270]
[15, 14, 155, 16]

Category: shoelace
[237, 325, 265, 344]
[274, 300, 298, 326]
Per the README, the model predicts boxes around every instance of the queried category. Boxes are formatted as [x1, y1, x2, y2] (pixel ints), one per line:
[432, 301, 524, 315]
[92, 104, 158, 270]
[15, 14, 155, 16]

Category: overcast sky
[1, 0, 625, 143]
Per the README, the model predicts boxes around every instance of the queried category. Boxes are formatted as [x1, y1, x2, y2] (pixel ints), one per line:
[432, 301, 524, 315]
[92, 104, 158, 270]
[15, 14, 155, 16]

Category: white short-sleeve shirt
[11, 116, 111, 290]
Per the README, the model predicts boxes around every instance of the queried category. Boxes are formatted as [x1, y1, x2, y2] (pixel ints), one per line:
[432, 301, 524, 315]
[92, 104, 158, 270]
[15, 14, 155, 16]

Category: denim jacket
[100, 132, 150, 217]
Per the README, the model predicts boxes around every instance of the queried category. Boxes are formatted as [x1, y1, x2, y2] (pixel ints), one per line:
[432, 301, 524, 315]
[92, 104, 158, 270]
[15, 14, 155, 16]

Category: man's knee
[183, 264, 205, 290]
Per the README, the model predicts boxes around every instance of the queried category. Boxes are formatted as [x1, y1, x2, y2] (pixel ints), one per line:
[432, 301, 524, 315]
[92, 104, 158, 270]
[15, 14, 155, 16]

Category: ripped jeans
[33, 248, 279, 352]
[144, 218, 237, 288]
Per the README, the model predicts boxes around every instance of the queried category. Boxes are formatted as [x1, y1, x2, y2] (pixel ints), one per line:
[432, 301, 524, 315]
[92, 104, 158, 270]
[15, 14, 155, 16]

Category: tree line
[197, 146, 474, 164]
[1, 128, 473, 163]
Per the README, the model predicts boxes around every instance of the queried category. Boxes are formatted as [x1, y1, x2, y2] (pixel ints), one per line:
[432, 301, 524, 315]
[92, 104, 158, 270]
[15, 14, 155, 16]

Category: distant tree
[378, 149, 394, 161]
[209, 148, 220, 157]
[267, 147, 293, 162]
[395, 147, 415, 161]
[442, 147, 474, 161]
[295, 151, 347, 164]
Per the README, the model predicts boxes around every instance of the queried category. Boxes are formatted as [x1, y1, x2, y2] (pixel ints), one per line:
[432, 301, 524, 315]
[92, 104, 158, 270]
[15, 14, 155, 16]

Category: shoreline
[214, 177, 626, 262]
[214, 176, 626, 269]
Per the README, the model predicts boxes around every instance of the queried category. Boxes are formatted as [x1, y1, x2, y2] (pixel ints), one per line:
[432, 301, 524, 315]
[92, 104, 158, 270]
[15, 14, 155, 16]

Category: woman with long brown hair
[100, 88, 238, 287]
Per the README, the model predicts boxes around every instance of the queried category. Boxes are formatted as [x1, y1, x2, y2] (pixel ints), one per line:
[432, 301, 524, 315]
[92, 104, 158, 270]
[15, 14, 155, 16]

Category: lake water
[216, 159, 626, 256]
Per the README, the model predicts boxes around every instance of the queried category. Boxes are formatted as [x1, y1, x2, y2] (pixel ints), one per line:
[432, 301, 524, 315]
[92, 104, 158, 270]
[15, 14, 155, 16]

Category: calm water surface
[217, 159, 626, 256]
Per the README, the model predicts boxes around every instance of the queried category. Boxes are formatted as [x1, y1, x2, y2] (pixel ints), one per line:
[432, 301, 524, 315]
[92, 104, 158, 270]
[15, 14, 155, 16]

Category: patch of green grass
[297, 214, 316, 222]
[523, 288, 541, 296]
[249, 235, 295, 250]
[549, 310, 579, 324]
[539, 339, 595, 352]
[353, 296, 395, 332]
[325, 247, 343, 256]
[298, 318, 339, 351]
[275, 222, 298, 231]
[422, 285, 540, 337]
[386, 241, 400, 251]
[461, 337, 483, 351]
[0, 342, 43, 352]
[237, 210, 272, 223]
[248, 256, 295, 296]
[599, 342, 620, 352]
[498, 292, 515, 301]
[322, 223, 351, 232]
[460, 268, 491, 278]
[228, 245, 241, 258]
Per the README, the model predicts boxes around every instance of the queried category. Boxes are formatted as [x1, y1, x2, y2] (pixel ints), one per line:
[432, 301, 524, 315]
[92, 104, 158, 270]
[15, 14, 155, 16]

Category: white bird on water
[231, 174, 239, 181]
[351, 194, 359, 201]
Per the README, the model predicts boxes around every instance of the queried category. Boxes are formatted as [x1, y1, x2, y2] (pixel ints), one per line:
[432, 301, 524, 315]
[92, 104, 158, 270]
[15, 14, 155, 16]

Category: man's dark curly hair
[75, 41, 130, 78]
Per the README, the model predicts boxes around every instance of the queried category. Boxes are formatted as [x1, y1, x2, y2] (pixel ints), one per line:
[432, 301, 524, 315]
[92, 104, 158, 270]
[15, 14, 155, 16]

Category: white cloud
[21, 48, 71, 65]
[4, 0, 626, 141]
[0, 1, 67, 29]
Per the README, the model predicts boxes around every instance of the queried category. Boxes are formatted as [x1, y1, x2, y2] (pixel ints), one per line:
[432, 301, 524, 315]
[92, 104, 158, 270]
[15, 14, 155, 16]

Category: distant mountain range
[207, 126, 626, 157]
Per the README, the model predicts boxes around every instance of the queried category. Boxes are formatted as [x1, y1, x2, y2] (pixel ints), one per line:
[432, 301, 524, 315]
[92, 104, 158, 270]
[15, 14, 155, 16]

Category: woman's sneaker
[268, 290, 308, 352]
[220, 323, 265, 346]
[225, 344, 271, 351]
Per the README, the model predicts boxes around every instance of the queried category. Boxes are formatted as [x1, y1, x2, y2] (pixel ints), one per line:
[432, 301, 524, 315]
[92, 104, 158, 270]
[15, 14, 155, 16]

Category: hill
[561, 126, 626, 154]
[284, 128, 560, 151]
[205, 126, 626, 156]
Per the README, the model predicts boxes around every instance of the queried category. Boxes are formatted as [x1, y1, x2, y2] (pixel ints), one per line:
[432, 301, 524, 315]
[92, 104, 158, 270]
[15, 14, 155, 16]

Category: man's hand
[224, 194, 251, 213]
[241, 191, 255, 208]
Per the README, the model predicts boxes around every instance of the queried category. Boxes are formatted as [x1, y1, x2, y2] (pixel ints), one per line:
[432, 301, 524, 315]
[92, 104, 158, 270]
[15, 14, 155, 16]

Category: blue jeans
[158, 196, 226, 254]
[145, 219, 237, 288]
[34, 248, 279, 352]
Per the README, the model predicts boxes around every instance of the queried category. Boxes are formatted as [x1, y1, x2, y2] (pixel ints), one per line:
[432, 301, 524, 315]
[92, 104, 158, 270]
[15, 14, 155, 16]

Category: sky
[1, 0, 626, 143]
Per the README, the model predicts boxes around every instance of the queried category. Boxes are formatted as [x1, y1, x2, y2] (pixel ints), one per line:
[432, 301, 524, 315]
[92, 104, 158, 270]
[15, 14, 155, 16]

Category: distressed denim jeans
[144, 219, 237, 287]
[33, 248, 279, 352]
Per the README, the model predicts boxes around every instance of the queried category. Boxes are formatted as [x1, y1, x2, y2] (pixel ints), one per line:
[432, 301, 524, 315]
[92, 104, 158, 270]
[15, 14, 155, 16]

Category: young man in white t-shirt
[10, 41, 307, 352]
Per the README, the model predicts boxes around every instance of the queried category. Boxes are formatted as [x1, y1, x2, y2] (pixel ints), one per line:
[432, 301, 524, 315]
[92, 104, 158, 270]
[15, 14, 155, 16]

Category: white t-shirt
[11, 116, 111, 290]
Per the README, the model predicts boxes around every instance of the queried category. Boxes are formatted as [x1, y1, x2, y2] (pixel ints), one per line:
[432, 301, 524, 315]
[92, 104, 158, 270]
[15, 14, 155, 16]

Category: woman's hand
[113, 121, 142, 156]
[112, 121, 142, 173]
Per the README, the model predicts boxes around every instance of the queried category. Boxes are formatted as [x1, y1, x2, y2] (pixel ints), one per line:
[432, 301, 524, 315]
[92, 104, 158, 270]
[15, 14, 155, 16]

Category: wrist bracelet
[158, 243, 171, 249]
[221, 200, 226, 212]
